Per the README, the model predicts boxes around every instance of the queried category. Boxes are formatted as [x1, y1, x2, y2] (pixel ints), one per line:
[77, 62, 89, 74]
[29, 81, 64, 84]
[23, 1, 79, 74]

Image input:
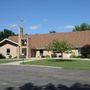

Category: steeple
[18, 25, 24, 58]
[18, 19, 31, 59]
[19, 18, 24, 38]
[19, 26, 23, 38]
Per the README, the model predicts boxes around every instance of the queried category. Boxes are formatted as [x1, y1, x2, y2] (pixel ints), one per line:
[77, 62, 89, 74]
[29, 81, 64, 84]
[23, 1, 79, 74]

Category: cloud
[7, 24, 17, 28]
[64, 25, 74, 29]
[30, 25, 41, 30]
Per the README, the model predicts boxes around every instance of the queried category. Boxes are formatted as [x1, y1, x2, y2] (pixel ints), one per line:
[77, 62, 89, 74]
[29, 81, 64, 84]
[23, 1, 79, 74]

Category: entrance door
[40, 50, 43, 57]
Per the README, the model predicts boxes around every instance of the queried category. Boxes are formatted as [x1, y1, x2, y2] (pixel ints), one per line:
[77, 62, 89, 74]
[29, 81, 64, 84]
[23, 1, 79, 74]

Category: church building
[0, 27, 90, 59]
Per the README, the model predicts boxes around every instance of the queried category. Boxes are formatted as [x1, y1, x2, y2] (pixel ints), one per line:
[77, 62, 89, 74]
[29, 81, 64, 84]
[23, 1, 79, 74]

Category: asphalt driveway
[0, 65, 90, 90]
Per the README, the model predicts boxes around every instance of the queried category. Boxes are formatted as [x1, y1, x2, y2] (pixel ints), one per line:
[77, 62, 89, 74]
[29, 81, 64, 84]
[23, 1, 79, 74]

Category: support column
[27, 37, 31, 59]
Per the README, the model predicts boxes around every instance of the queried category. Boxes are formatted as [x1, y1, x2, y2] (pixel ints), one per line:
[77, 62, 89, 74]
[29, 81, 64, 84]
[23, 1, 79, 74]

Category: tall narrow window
[22, 48, 27, 56]
[7, 49, 10, 55]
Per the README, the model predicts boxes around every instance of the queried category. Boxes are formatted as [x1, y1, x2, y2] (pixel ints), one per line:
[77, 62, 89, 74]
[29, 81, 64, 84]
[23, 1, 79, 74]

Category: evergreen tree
[0, 29, 15, 41]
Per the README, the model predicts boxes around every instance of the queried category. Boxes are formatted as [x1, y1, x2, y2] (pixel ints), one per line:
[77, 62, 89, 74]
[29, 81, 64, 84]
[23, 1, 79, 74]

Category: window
[7, 49, 10, 55]
[78, 48, 81, 56]
[22, 48, 27, 56]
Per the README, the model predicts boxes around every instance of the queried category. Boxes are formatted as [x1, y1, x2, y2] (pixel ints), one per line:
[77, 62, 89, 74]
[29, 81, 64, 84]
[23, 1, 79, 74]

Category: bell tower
[18, 26, 24, 58]
[18, 26, 31, 59]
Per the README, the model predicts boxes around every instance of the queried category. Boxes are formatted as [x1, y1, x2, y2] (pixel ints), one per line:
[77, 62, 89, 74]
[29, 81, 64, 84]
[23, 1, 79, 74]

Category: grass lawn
[0, 59, 21, 64]
[24, 59, 90, 70]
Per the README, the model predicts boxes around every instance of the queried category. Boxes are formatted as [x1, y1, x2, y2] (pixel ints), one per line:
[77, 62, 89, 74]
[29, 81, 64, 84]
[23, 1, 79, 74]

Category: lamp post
[22, 53, 25, 64]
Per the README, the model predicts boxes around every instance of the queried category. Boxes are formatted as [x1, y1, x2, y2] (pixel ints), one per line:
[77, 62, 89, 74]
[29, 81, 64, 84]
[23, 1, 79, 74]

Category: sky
[0, 0, 90, 34]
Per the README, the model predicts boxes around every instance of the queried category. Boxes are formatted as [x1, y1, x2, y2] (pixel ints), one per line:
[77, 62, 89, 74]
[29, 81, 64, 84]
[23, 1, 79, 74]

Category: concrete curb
[21, 64, 63, 69]
[0, 64, 63, 69]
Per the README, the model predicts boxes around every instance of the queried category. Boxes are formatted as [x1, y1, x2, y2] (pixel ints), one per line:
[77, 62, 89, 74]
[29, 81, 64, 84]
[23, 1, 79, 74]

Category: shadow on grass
[48, 59, 76, 62]
[6, 82, 90, 90]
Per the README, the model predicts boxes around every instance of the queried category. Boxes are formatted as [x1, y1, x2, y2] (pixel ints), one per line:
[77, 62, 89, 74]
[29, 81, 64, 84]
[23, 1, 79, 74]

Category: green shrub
[45, 55, 50, 58]
[87, 54, 90, 58]
[81, 45, 90, 58]
[13, 56, 17, 58]
[70, 55, 81, 58]
[0, 54, 6, 59]
[8, 55, 12, 58]
[51, 53, 57, 58]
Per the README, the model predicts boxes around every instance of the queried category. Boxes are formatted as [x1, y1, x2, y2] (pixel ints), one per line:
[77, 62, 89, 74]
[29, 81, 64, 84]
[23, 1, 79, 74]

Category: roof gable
[0, 38, 18, 47]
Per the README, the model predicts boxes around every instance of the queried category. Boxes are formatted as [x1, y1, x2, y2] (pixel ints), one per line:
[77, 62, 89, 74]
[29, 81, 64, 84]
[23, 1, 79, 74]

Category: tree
[73, 23, 90, 32]
[3, 29, 15, 38]
[81, 45, 90, 58]
[49, 30, 56, 33]
[47, 39, 72, 57]
[0, 32, 4, 41]
[0, 29, 15, 41]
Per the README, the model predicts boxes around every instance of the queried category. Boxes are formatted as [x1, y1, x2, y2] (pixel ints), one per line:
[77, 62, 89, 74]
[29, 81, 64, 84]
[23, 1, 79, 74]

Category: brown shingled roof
[8, 31, 90, 49]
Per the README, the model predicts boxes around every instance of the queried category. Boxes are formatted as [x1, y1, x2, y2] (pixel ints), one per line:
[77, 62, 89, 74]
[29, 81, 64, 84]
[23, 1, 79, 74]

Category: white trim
[36, 48, 45, 49]
[0, 38, 18, 45]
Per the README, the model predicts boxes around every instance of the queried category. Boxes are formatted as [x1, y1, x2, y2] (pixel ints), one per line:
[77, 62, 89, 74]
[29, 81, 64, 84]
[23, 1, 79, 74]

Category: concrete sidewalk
[0, 57, 90, 65]
[0, 61, 21, 65]
[0, 59, 42, 65]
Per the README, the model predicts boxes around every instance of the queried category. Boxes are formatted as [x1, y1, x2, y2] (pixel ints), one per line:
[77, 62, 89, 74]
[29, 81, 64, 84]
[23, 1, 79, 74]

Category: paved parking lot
[0, 65, 90, 90]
